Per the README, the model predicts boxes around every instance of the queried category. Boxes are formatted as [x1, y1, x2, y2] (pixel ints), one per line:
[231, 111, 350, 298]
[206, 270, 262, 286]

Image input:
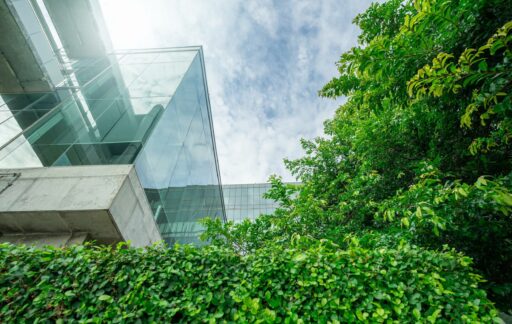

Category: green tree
[204, 0, 512, 311]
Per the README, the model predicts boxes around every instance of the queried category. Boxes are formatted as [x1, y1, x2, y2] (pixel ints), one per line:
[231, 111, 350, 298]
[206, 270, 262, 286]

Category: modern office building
[222, 183, 300, 223]
[223, 183, 281, 223]
[0, 0, 225, 246]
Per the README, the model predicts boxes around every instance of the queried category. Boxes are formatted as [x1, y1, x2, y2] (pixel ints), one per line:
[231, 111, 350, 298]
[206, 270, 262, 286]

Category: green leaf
[98, 294, 113, 302]
[64, 290, 76, 297]
[293, 253, 307, 262]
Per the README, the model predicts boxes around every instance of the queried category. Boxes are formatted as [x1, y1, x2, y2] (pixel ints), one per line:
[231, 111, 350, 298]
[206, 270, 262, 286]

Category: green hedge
[0, 241, 499, 323]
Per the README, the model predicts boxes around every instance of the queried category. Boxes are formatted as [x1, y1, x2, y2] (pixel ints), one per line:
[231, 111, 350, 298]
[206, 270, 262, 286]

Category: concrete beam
[0, 232, 88, 247]
[0, 165, 162, 247]
[0, 0, 53, 92]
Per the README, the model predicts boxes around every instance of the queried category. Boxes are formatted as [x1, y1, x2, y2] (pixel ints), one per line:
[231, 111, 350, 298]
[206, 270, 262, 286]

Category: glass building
[0, 0, 225, 245]
[223, 183, 298, 223]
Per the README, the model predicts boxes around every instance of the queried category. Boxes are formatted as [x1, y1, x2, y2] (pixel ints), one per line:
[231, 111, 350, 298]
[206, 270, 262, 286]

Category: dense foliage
[203, 0, 512, 313]
[0, 241, 500, 322]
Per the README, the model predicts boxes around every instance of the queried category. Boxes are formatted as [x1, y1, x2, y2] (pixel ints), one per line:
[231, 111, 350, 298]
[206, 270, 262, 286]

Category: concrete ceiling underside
[0, 0, 52, 92]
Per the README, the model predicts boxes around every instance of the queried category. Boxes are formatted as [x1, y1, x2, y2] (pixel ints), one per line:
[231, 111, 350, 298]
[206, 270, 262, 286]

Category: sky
[99, 0, 375, 184]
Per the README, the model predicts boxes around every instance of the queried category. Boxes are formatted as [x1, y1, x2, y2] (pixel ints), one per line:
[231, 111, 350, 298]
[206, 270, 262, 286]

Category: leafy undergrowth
[0, 240, 500, 323]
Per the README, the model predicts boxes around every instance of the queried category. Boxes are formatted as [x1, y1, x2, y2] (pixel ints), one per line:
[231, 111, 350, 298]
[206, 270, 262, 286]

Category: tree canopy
[203, 0, 512, 313]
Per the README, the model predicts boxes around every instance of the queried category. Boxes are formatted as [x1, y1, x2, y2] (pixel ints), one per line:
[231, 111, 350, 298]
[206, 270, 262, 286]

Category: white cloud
[245, 0, 279, 38]
[99, 0, 374, 183]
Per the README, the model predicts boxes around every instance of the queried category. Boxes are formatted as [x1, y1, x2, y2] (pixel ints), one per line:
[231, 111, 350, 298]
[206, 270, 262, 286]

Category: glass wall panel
[222, 183, 296, 223]
[135, 53, 224, 246]
[0, 93, 61, 148]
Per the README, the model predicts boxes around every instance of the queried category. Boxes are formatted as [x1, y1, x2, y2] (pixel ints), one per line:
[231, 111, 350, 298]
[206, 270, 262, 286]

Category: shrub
[0, 241, 499, 322]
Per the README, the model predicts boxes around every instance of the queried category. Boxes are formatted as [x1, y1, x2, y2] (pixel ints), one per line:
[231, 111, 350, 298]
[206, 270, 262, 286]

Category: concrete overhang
[0, 0, 53, 92]
[0, 165, 162, 247]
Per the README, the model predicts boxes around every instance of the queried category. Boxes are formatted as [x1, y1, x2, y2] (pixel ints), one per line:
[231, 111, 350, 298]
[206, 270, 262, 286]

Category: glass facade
[1, 0, 299, 246]
[222, 183, 282, 223]
[0, 48, 225, 245]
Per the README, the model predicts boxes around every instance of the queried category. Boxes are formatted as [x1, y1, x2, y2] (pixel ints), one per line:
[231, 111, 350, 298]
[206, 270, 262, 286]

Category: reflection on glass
[223, 183, 290, 223]
[135, 53, 224, 245]
[0, 48, 225, 245]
